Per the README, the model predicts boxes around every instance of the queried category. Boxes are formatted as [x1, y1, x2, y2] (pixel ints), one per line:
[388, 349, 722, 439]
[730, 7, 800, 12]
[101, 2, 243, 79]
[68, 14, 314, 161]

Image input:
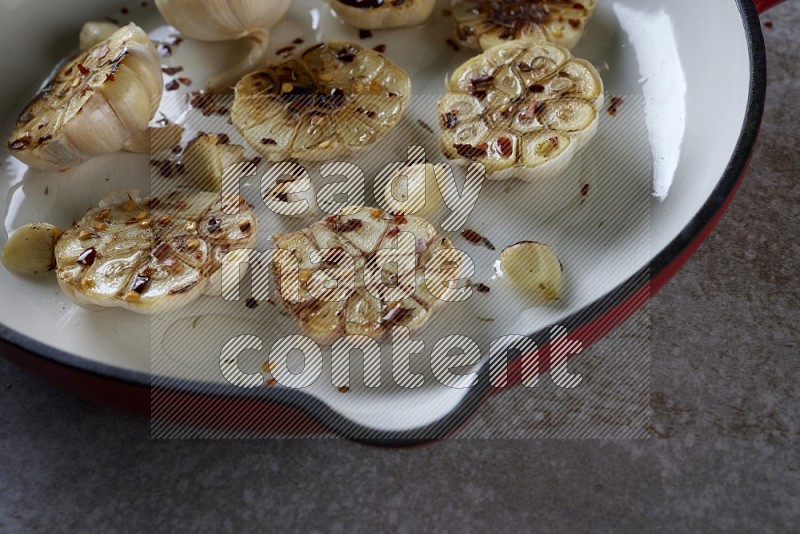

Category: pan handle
[753, 0, 783, 13]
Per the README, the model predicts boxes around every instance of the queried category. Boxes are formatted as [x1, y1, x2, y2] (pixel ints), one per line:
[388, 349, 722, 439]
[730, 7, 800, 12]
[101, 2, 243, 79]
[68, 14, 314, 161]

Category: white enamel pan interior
[0, 0, 764, 440]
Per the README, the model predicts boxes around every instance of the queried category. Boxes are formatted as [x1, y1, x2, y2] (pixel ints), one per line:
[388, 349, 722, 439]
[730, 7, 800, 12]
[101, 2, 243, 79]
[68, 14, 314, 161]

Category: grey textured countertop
[1, 3, 799, 532]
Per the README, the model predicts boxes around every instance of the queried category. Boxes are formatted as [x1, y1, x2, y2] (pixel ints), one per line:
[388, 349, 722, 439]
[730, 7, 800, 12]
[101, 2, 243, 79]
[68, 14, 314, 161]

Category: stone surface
[1, 3, 799, 532]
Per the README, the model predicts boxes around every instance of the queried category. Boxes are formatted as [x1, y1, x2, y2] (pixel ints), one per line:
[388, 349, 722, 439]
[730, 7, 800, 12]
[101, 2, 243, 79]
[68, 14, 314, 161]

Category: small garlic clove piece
[7, 24, 163, 171]
[183, 134, 247, 191]
[327, 0, 437, 30]
[380, 163, 446, 218]
[79, 21, 120, 51]
[2, 223, 63, 275]
[499, 241, 563, 300]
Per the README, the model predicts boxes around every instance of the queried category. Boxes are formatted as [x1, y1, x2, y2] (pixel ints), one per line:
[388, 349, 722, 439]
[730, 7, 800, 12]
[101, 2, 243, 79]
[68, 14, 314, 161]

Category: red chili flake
[275, 192, 289, 202]
[338, 219, 363, 232]
[292, 37, 304, 45]
[131, 274, 150, 294]
[454, 143, 487, 159]
[461, 229, 482, 244]
[359, 29, 372, 39]
[338, 386, 350, 393]
[386, 226, 400, 238]
[494, 137, 513, 158]
[373, 44, 387, 53]
[260, 138, 277, 145]
[165, 80, 180, 91]
[77, 247, 97, 266]
[446, 38, 460, 52]
[238, 221, 252, 233]
[77, 63, 89, 75]
[443, 111, 458, 129]
[529, 84, 545, 93]
[474, 283, 491, 293]
[393, 213, 408, 225]
[105, 72, 116, 82]
[568, 18, 581, 28]
[216, 133, 230, 145]
[9, 136, 32, 150]
[178, 77, 192, 86]
[336, 47, 358, 63]
[580, 183, 590, 196]
[245, 297, 259, 309]
[764, 21, 773, 29]
[607, 96, 624, 117]
[153, 241, 173, 261]
[276, 45, 295, 56]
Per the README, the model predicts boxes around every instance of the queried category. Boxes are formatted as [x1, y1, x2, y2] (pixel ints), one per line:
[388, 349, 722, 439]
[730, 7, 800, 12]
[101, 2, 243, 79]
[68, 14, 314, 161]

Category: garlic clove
[2, 223, 63, 276]
[79, 21, 120, 51]
[183, 134, 247, 191]
[499, 241, 563, 300]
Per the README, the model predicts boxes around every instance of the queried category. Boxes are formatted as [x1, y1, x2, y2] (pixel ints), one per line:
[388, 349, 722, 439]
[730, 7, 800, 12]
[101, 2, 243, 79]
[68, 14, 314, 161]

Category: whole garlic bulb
[155, 0, 292, 92]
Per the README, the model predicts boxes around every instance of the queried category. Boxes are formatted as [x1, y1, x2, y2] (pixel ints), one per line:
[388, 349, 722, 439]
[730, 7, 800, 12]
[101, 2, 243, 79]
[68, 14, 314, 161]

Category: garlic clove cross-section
[7, 24, 163, 172]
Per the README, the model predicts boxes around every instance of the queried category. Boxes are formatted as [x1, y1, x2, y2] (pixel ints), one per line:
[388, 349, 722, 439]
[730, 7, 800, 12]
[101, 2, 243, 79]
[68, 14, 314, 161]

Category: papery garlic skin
[155, 0, 292, 92]
[7, 24, 163, 171]
[328, 0, 436, 30]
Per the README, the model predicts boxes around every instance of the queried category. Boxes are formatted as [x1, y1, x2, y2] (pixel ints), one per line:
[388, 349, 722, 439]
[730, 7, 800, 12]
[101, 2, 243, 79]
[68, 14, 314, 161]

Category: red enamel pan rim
[0, 0, 769, 445]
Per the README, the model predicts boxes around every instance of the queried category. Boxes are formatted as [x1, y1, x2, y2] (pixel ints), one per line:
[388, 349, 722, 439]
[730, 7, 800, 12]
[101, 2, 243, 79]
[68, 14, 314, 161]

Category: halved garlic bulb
[499, 241, 562, 300]
[232, 41, 411, 161]
[451, 0, 597, 51]
[7, 24, 163, 171]
[155, 0, 291, 92]
[273, 206, 465, 344]
[1, 223, 62, 275]
[54, 190, 257, 314]
[183, 134, 247, 191]
[328, 0, 436, 30]
[437, 40, 603, 181]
